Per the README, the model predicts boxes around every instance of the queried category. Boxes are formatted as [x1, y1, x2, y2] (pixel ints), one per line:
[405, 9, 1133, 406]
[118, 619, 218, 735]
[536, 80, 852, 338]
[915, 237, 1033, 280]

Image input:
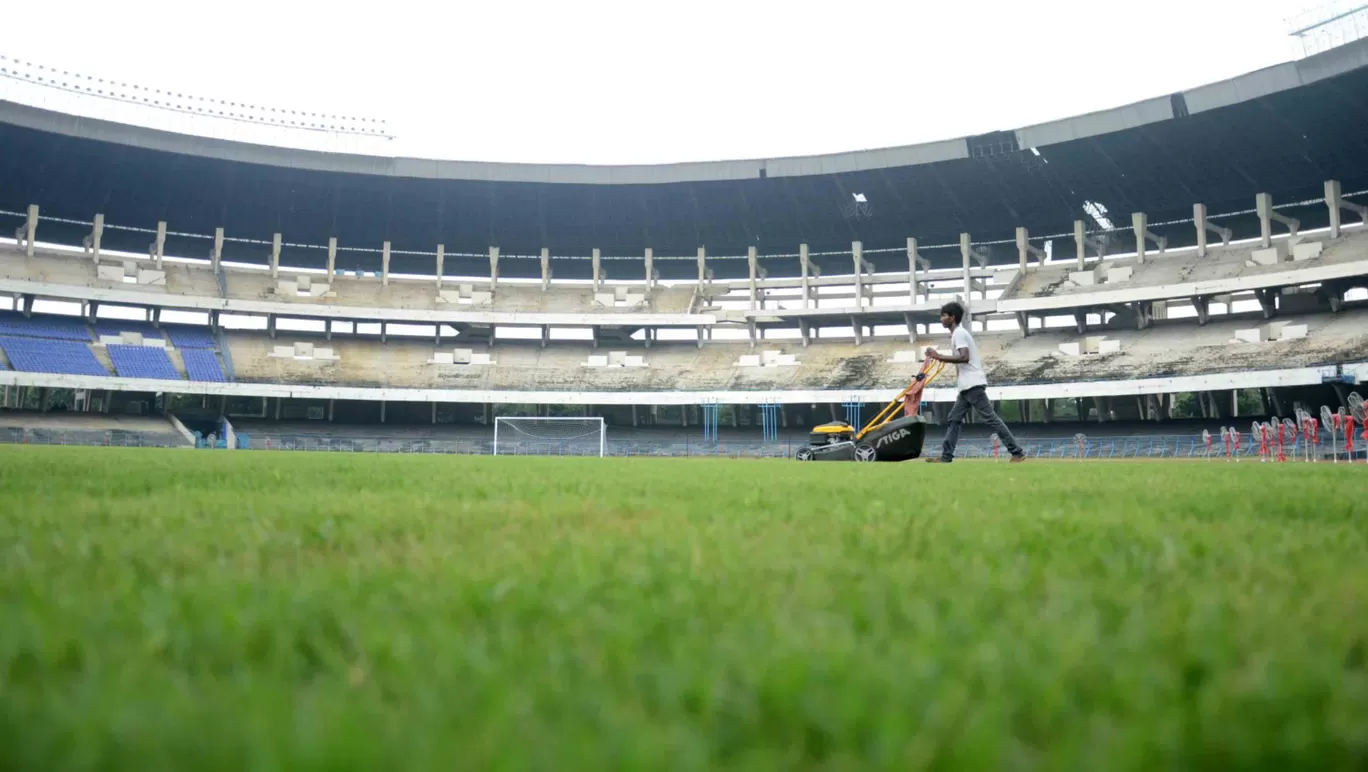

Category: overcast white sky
[2, 0, 1319, 165]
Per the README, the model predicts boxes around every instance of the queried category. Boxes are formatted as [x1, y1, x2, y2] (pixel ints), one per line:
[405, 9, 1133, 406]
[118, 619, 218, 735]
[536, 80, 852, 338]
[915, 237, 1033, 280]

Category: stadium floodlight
[492, 416, 606, 458]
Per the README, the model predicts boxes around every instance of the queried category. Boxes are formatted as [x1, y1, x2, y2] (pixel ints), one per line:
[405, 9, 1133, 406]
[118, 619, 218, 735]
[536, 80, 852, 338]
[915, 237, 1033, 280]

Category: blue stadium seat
[0, 312, 92, 341]
[165, 325, 218, 349]
[0, 337, 108, 376]
[94, 320, 164, 340]
[182, 349, 227, 382]
[107, 345, 182, 380]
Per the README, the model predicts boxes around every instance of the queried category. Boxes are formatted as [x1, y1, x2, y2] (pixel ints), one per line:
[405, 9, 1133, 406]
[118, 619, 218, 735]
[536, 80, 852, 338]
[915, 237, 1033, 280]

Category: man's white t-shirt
[951, 325, 987, 391]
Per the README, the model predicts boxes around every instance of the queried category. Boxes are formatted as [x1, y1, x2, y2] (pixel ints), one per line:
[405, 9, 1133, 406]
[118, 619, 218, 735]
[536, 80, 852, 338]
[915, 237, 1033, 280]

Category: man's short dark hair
[940, 301, 964, 324]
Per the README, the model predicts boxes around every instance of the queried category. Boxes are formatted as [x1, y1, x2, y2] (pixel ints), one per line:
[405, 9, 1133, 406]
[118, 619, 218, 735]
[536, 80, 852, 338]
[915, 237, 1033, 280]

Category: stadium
[2, 4, 1367, 767]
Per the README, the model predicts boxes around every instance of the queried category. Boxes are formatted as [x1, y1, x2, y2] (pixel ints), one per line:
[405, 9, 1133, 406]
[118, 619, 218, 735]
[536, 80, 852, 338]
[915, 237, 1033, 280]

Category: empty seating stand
[95, 320, 164, 340]
[107, 345, 182, 380]
[0, 337, 109, 376]
[182, 349, 227, 382]
[166, 325, 217, 349]
[0, 312, 92, 341]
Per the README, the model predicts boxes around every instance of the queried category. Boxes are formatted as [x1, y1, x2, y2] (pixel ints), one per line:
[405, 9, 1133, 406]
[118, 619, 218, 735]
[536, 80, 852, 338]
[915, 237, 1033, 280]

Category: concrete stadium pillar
[328, 399, 335, 421]
[382, 241, 391, 286]
[852, 241, 866, 308]
[150, 221, 166, 268]
[275, 397, 283, 420]
[380, 401, 387, 424]
[270, 233, 281, 278]
[328, 237, 337, 282]
[435, 244, 445, 287]
[908, 237, 924, 304]
[267, 315, 276, 339]
[800, 244, 813, 309]
[1074, 220, 1086, 270]
[1131, 213, 1166, 265]
[1325, 179, 1368, 239]
[432, 402, 437, 424]
[592, 248, 602, 291]
[212, 227, 224, 271]
[325, 319, 332, 340]
[959, 233, 973, 315]
[631, 405, 638, 427]
[490, 246, 501, 290]
[644, 248, 655, 289]
[541, 248, 551, 290]
[1016, 227, 1045, 271]
[84, 214, 104, 262]
[697, 247, 707, 284]
[380, 322, 388, 343]
[1193, 203, 1232, 258]
[1256, 193, 1300, 249]
[748, 246, 760, 310]
[17, 205, 37, 257]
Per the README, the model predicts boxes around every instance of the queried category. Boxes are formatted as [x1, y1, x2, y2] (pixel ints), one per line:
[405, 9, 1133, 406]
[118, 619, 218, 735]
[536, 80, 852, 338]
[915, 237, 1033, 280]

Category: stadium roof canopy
[3, 39, 1368, 281]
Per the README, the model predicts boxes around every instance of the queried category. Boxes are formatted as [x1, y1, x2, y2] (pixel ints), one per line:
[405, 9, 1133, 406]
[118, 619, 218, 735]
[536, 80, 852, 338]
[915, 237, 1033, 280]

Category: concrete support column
[1131, 212, 1166, 265]
[1192, 295, 1210, 325]
[432, 402, 437, 424]
[325, 319, 333, 340]
[380, 401, 387, 424]
[1231, 389, 1239, 418]
[540, 247, 551, 290]
[908, 237, 925, 304]
[328, 399, 335, 422]
[800, 244, 813, 309]
[150, 220, 166, 268]
[959, 233, 973, 315]
[1193, 203, 1232, 257]
[592, 248, 602, 291]
[275, 397, 283, 420]
[644, 248, 654, 290]
[270, 233, 281, 279]
[380, 322, 388, 344]
[1016, 227, 1044, 271]
[697, 247, 707, 284]
[1256, 193, 1300, 248]
[19, 205, 37, 257]
[84, 214, 104, 262]
[322, 237, 335, 283]
[212, 227, 223, 271]
[852, 241, 866, 309]
[381, 241, 391, 285]
[489, 246, 501, 291]
[435, 244, 445, 288]
[1074, 220, 1087, 271]
[747, 246, 760, 310]
[267, 314, 276, 339]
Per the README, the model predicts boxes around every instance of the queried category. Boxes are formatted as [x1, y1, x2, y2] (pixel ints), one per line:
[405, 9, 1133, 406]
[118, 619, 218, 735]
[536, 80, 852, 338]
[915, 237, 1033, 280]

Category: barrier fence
[5, 427, 1365, 462]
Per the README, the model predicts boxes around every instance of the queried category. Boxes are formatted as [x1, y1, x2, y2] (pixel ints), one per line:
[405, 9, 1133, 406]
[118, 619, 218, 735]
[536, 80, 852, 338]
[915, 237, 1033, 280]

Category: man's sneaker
[1009, 454, 1027, 464]
[924, 457, 951, 464]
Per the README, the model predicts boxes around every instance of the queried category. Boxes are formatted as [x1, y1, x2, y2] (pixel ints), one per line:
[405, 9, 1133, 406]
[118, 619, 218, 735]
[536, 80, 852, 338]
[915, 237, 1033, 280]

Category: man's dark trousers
[939, 385, 1023, 461]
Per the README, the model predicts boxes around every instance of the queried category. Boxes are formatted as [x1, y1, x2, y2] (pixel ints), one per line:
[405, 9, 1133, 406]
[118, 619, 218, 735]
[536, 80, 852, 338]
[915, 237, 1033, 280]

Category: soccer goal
[492, 416, 607, 457]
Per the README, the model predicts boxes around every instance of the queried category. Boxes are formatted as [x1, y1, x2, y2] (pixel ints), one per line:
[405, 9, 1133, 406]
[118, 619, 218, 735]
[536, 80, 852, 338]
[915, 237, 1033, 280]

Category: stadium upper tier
[2, 40, 1368, 275]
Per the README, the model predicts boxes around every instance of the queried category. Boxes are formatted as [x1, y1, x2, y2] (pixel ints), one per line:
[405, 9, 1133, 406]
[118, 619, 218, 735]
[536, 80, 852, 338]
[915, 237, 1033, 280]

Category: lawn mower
[795, 357, 947, 462]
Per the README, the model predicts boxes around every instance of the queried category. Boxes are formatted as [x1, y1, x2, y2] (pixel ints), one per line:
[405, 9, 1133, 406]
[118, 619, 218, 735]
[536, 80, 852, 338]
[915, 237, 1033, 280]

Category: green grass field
[1, 446, 1366, 770]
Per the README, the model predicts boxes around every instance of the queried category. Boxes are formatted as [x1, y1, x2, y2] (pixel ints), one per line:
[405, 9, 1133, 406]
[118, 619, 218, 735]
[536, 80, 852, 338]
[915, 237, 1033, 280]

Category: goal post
[492, 416, 607, 457]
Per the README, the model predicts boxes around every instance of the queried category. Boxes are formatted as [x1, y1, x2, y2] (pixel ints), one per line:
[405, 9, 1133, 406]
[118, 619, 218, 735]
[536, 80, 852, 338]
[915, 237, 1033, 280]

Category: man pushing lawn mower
[923, 301, 1026, 464]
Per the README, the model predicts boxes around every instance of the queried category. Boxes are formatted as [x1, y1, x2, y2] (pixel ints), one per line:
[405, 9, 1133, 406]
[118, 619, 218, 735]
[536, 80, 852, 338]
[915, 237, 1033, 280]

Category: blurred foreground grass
[1, 446, 1366, 770]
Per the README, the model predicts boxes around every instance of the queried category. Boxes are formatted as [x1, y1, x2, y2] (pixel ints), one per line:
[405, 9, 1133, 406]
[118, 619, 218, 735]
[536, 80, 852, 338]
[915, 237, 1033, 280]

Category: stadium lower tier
[226, 306, 1367, 392]
[0, 305, 1364, 398]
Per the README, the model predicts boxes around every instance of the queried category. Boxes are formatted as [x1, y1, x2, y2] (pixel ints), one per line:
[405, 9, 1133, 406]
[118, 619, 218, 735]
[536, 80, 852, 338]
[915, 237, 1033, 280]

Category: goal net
[492, 417, 606, 457]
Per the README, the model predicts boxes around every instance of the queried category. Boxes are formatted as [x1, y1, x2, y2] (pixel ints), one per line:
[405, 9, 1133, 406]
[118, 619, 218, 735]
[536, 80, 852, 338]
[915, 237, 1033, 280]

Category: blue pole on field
[842, 397, 862, 429]
[700, 400, 720, 447]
